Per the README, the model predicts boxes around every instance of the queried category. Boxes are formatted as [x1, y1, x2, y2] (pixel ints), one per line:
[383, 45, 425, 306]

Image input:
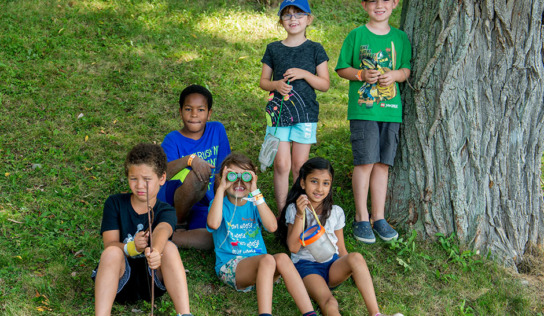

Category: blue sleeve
[216, 123, 231, 169]
[161, 132, 182, 163]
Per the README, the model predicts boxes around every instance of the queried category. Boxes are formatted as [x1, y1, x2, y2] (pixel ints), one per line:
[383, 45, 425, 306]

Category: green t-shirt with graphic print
[336, 25, 411, 123]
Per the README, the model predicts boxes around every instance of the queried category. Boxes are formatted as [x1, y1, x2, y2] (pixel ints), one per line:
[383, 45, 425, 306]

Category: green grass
[0, 0, 543, 315]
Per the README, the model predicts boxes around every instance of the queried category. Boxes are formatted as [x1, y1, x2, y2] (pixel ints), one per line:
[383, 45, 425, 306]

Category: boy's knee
[161, 241, 178, 258]
[324, 296, 339, 311]
[100, 246, 124, 263]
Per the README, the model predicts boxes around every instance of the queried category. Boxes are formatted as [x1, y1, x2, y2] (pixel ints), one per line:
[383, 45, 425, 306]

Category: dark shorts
[294, 253, 339, 286]
[157, 179, 209, 230]
[91, 256, 166, 303]
[350, 120, 400, 166]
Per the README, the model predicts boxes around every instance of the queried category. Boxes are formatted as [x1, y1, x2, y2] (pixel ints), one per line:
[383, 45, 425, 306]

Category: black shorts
[350, 120, 400, 166]
[92, 256, 167, 303]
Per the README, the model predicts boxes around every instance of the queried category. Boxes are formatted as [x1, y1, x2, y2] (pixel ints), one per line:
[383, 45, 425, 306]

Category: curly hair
[124, 143, 167, 177]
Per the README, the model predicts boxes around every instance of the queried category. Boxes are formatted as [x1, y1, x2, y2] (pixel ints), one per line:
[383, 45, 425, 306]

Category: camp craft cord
[273, 80, 290, 135]
[300, 203, 322, 247]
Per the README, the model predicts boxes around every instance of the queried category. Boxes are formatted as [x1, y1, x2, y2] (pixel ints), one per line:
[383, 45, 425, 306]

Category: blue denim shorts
[266, 122, 317, 144]
[294, 253, 339, 286]
[91, 256, 166, 303]
[350, 120, 400, 166]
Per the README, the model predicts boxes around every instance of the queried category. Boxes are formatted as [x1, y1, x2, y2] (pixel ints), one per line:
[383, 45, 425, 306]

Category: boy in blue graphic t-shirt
[158, 85, 231, 250]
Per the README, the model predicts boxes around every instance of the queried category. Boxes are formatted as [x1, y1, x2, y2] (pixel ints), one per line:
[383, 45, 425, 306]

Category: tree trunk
[388, 0, 544, 267]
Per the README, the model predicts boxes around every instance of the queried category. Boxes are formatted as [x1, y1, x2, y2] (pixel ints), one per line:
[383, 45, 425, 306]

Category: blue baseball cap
[278, 0, 311, 16]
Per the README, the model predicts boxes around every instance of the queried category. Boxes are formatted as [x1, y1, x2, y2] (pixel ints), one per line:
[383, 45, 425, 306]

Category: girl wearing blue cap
[259, 0, 330, 213]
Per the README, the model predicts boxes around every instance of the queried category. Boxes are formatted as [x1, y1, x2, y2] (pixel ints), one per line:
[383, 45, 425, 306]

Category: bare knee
[100, 246, 124, 264]
[259, 254, 277, 272]
[347, 252, 366, 266]
[161, 241, 179, 260]
[274, 156, 291, 175]
[273, 253, 291, 267]
[322, 295, 339, 314]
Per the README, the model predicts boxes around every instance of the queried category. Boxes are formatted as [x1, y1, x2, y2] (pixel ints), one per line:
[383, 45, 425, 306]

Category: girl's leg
[155, 241, 191, 314]
[272, 253, 314, 314]
[302, 274, 339, 316]
[235, 254, 276, 314]
[274, 141, 292, 212]
[95, 246, 126, 316]
[290, 142, 311, 182]
[328, 253, 379, 316]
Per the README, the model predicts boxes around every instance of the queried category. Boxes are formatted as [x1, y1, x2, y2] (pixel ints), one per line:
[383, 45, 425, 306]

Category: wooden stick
[146, 180, 154, 316]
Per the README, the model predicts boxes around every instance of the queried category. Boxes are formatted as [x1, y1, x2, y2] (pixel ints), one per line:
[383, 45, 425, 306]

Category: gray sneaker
[353, 221, 376, 244]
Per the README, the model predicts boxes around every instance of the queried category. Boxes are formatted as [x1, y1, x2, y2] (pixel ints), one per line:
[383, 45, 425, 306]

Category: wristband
[249, 189, 261, 197]
[187, 154, 197, 167]
[125, 240, 142, 257]
[356, 69, 364, 81]
[295, 214, 303, 220]
[254, 198, 266, 206]
[253, 193, 264, 201]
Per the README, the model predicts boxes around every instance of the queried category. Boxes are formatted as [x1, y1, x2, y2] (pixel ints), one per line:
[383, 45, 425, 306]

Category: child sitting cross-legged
[277, 157, 403, 316]
[92, 143, 192, 316]
[207, 153, 317, 316]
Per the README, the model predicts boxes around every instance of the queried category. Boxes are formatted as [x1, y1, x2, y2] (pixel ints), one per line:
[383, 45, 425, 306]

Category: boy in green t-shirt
[336, 0, 411, 244]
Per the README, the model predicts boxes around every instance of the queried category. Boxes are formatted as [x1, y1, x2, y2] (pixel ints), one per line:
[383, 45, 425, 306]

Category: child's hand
[145, 247, 162, 270]
[378, 70, 396, 87]
[248, 170, 258, 192]
[191, 157, 215, 182]
[363, 69, 381, 85]
[218, 168, 234, 192]
[296, 194, 310, 216]
[134, 231, 148, 253]
[283, 68, 307, 83]
[275, 78, 292, 96]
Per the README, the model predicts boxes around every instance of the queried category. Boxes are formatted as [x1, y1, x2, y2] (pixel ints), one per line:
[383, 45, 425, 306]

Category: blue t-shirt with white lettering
[160, 121, 231, 212]
[207, 197, 268, 275]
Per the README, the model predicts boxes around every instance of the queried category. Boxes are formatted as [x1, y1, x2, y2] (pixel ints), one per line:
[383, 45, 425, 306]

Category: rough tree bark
[387, 0, 544, 267]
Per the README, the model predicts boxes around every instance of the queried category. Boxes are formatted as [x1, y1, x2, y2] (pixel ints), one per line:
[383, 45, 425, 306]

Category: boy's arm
[165, 155, 191, 180]
[260, 63, 291, 96]
[149, 222, 173, 254]
[283, 61, 330, 92]
[102, 230, 122, 250]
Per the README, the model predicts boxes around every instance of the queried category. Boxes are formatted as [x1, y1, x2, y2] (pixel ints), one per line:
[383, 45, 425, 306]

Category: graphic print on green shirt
[358, 43, 396, 108]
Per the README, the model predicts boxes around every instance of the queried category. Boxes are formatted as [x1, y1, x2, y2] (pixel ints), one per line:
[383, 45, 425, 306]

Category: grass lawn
[1, 0, 543, 315]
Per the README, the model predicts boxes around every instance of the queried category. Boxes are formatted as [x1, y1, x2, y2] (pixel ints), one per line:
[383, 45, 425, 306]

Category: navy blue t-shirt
[261, 40, 329, 126]
[101, 193, 177, 258]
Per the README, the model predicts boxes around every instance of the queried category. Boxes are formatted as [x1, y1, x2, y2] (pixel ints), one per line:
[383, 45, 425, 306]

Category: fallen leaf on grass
[7, 218, 23, 224]
[85, 135, 89, 142]
[5, 173, 9, 177]
[74, 249, 84, 257]
[77, 113, 84, 119]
